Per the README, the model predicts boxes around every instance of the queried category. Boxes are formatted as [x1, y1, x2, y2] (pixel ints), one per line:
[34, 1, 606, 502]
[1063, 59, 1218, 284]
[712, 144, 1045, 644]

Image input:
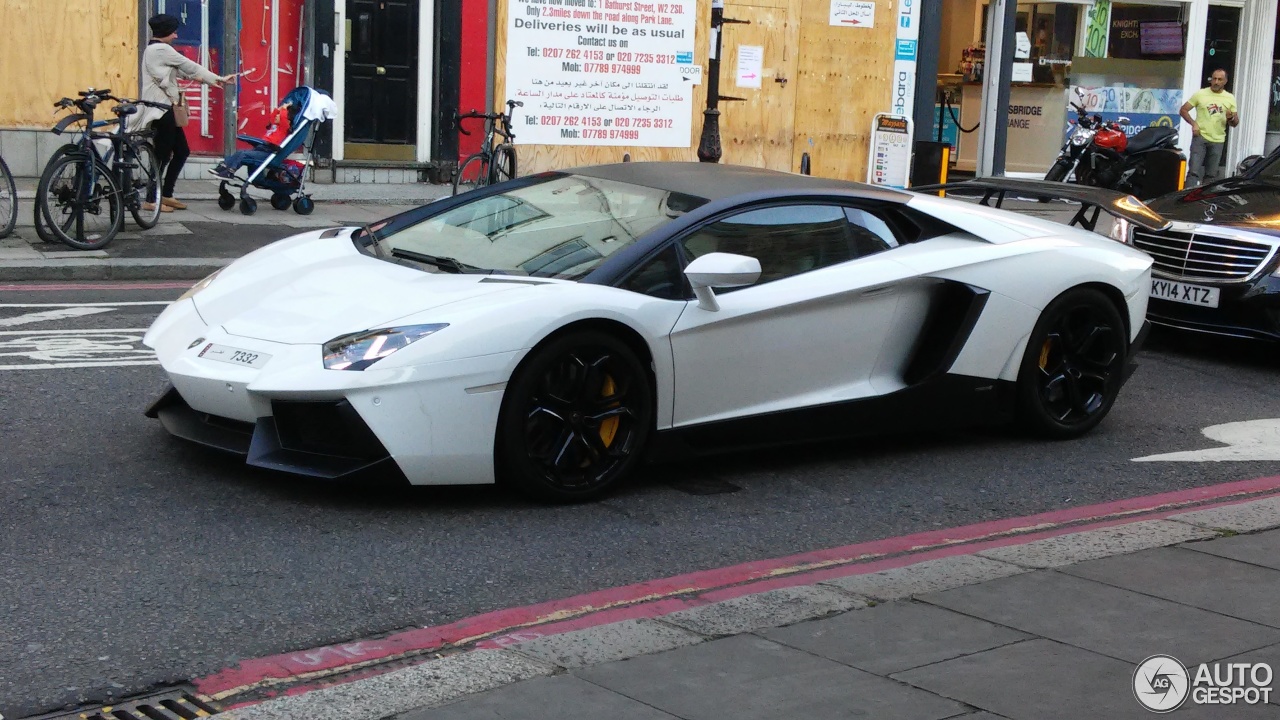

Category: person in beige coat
[138, 14, 233, 211]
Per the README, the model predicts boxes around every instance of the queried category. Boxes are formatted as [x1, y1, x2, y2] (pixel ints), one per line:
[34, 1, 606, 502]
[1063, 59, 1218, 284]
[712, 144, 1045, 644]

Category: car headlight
[178, 268, 223, 301]
[322, 324, 449, 370]
[1109, 217, 1133, 244]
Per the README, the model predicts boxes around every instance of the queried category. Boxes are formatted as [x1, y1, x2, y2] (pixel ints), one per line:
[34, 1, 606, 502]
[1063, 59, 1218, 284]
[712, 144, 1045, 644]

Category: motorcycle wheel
[1045, 159, 1072, 183]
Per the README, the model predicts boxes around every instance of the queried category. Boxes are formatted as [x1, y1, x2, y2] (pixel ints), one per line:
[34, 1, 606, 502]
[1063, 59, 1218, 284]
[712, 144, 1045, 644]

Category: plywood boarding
[791, 0, 897, 181]
[495, 0, 711, 173]
[718, 1, 800, 170]
[0, 0, 139, 128]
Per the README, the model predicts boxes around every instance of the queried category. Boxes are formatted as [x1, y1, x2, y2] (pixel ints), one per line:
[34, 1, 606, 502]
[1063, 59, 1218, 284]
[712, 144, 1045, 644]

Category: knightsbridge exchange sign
[1133, 655, 1274, 713]
[505, 0, 696, 146]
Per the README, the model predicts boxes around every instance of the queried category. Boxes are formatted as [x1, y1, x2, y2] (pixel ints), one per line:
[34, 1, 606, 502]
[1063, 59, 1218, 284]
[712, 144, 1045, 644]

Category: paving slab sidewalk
[216, 495, 1280, 720]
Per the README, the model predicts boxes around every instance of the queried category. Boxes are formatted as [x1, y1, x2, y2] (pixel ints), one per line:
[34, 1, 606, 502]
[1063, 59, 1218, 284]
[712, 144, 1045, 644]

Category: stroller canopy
[281, 86, 339, 130]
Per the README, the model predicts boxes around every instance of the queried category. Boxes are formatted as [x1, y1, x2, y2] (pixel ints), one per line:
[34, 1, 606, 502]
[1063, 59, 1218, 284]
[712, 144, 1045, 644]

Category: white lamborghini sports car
[144, 164, 1162, 501]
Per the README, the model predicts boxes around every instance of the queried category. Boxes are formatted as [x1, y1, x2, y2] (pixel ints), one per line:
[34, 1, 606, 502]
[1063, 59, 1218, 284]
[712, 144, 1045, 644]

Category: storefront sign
[1083, 0, 1111, 58]
[891, 0, 920, 119]
[1004, 89, 1067, 173]
[868, 113, 912, 189]
[504, 0, 697, 147]
[830, 1, 874, 27]
[1069, 85, 1182, 137]
[1107, 5, 1180, 60]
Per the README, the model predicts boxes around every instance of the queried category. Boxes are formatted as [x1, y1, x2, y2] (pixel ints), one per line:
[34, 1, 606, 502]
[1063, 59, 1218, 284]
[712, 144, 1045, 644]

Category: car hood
[1147, 177, 1280, 234]
[192, 229, 528, 344]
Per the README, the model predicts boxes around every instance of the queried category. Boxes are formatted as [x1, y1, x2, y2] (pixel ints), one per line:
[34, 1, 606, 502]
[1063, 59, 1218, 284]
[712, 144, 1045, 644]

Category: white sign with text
[505, 0, 697, 146]
[830, 1, 875, 27]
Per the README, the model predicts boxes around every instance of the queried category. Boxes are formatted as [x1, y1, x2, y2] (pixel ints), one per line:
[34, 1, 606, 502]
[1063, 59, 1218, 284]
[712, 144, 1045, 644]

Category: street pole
[697, 1, 747, 163]
[697, 0, 726, 162]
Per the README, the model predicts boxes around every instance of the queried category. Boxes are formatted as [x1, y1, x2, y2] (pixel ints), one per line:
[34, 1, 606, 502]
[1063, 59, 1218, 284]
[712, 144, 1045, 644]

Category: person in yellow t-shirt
[1179, 69, 1239, 187]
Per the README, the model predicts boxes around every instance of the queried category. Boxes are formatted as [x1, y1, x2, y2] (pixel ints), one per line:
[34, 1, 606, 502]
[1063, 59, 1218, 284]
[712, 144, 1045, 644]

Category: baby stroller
[214, 86, 337, 216]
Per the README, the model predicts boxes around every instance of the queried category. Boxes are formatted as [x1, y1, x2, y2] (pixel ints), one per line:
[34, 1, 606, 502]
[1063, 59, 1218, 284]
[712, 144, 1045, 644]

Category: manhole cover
[24, 688, 219, 720]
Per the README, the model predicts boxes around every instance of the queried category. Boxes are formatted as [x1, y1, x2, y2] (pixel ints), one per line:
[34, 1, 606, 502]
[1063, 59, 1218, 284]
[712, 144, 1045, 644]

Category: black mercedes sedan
[1135, 152, 1280, 341]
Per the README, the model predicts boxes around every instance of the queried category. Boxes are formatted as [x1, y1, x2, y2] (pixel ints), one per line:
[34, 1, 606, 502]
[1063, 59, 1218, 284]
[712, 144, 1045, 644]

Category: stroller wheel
[293, 196, 315, 215]
[239, 197, 258, 216]
[218, 182, 235, 211]
[270, 193, 292, 211]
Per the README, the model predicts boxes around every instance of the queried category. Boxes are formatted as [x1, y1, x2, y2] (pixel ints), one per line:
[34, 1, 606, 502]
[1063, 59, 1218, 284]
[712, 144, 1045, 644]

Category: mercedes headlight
[178, 268, 223, 301]
[322, 324, 449, 370]
[1109, 217, 1133, 244]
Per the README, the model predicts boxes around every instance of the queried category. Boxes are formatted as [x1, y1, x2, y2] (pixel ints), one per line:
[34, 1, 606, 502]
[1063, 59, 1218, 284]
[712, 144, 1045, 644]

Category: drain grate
[27, 688, 219, 720]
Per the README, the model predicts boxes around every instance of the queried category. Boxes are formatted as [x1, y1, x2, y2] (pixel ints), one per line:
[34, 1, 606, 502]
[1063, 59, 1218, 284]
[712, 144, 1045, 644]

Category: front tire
[497, 332, 653, 502]
[1016, 288, 1127, 439]
[452, 154, 487, 196]
[1044, 158, 1072, 183]
[129, 142, 163, 229]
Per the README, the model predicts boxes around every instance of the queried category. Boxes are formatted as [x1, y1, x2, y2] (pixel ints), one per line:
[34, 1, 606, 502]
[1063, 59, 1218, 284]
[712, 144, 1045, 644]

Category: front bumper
[1146, 274, 1280, 342]
[146, 386, 397, 480]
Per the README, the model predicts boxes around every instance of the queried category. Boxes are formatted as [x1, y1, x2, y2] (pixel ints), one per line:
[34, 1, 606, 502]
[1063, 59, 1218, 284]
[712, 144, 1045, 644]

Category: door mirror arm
[684, 252, 762, 312]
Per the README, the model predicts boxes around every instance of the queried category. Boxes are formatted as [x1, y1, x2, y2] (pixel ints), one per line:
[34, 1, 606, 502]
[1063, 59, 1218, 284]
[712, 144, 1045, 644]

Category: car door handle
[861, 284, 896, 297]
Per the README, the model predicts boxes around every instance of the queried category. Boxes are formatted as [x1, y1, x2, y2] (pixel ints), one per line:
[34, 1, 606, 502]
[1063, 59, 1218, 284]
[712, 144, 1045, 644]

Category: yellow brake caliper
[1039, 338, 1053, 370]
[599, 374, 620, 447]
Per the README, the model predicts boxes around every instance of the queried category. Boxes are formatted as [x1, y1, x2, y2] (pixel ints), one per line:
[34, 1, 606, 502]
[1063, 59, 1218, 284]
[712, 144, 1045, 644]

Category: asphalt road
[3, 282, 1280, 717]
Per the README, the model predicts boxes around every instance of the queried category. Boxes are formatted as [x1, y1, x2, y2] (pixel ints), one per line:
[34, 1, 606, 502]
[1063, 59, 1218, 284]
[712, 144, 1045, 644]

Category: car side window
[680, 205, 852, 286]
[845, 207, 900, 255]
[618, 245, 687, 300]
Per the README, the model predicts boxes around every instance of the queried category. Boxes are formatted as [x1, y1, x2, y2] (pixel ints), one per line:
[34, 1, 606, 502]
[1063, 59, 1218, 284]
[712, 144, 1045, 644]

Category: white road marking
[0, 307, 115, 327]
[1132, 419, 1280, 462]
[0, 328, 156, 370]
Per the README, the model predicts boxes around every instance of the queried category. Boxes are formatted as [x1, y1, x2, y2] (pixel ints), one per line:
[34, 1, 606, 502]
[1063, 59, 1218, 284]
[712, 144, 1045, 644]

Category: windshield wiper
[391, 248, 483, 274]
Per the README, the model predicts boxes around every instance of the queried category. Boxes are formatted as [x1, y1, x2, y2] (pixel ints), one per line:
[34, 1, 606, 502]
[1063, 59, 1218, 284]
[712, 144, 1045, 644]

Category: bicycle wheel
[0, 155, 15, 239]
[128, 141, 162, 229]
[489, 144, 517, 185]
[452, 154, 488, 196]
[40, 152, 122, 250]
[34, 144, 80, 244]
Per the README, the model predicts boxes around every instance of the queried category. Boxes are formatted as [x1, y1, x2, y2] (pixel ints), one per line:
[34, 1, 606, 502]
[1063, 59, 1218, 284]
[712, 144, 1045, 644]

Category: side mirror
[1237, 154, 1264, 176]
[684, 252, 761, 311]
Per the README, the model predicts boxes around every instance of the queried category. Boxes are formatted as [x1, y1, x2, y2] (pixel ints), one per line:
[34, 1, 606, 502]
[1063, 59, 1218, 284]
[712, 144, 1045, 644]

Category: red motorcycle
[1045, 91, 1183, 200]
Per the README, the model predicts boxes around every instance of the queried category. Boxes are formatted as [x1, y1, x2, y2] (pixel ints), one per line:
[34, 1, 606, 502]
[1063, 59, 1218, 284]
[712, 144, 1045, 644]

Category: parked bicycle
[36, 89, 166, 250]
[0, 153, 15, 239]
[452, 100, 523, 196]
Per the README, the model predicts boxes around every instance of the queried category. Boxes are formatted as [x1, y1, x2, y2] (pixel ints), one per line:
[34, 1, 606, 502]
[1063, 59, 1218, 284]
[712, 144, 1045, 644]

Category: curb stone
[208, 493, 1280, 720]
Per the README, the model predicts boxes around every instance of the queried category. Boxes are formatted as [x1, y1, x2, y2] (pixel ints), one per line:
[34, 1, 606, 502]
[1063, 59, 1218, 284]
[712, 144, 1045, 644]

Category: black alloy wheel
[498, 331, 652, 502]
[1017, 288, 1127, 439]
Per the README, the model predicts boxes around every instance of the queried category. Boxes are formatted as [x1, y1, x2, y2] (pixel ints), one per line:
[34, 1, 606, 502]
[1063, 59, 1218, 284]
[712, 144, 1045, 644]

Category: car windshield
[378, 174, 707, 279]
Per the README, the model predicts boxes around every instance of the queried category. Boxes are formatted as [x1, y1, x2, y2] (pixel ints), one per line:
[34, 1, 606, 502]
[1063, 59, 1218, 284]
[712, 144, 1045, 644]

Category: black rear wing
[912, 178, 1171, 233]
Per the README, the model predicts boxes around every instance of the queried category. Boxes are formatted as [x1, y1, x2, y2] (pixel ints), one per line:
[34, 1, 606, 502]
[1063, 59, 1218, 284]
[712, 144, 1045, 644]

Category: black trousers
[151, 108, 189, 198]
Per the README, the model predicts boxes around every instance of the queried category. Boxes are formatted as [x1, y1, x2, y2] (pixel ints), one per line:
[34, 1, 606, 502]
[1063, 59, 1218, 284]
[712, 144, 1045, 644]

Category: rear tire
[489, 144, 517, 185]
[39, 152, 123, 250]
[0, 155, 16, 239]
[271, 192, 292, 211]
[497, 331, 652, 503]
[292, 196, 314, 215]
[452, 154, 487, 196]
[33, 145, 83, 244]
[1016, 288, 1127, 439]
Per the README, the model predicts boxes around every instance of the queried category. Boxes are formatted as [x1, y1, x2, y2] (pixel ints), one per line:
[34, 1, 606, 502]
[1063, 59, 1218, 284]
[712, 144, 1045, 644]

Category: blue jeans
[224, 149, 274, 173]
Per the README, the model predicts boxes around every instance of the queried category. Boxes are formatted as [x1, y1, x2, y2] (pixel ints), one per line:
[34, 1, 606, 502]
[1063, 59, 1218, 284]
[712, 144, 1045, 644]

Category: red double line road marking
[197, 475, 1280, 702]
[0, 282, 190, 292]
